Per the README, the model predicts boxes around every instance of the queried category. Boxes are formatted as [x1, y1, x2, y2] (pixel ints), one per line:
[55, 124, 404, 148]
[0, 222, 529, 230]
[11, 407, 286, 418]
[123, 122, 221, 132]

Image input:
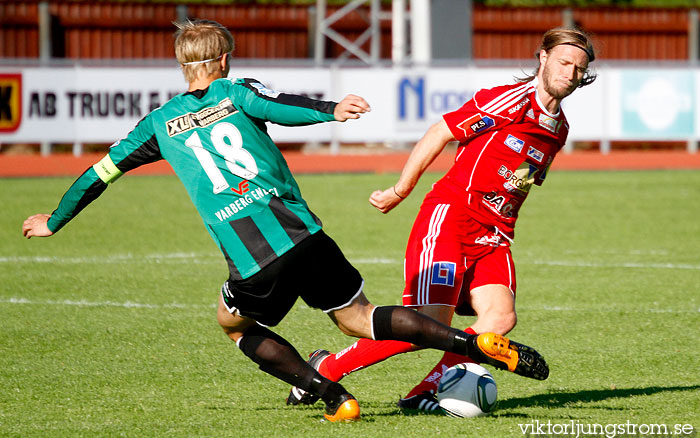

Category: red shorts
[402, 199, 516, 314]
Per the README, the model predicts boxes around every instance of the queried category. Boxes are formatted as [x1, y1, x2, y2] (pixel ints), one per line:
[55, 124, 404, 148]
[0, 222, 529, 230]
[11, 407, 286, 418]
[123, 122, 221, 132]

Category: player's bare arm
[334, 94, 371, 122]
[369, 120, 455, 214]
[22, 214, 53, 239]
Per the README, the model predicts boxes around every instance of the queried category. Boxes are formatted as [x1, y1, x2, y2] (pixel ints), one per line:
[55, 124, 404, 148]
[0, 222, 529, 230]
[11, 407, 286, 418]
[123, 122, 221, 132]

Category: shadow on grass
[207, 385, 700, 421]
[366, 385, 700, 418]
[498, 384, 700, 410]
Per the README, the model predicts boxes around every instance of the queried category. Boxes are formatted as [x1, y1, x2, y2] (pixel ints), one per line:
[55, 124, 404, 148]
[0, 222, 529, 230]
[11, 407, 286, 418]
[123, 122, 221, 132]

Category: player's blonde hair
[174, 19, 235, 83]
[518, 27, 597, 87]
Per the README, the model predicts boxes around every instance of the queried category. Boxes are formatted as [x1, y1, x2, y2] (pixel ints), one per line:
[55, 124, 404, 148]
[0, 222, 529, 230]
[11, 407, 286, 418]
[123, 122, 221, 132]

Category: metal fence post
[689, 9, 699, 64]
[315, 0, 327, 66]
[176, 4, 188, 22]
[689, 9, 699, 153]
[38, 1, 51, 63]
[562, 8, 575, 28]
[38, 1, 53, 155]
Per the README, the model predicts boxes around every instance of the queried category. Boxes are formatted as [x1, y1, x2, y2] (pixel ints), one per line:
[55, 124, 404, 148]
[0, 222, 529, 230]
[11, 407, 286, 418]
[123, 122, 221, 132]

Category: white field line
[2, 253, 698, 271]
[0, 297, 214, 310]
[516, 305, 699, 314]
[0, 253, 219, 264]
[0, 254, 399, 265]
[349, 257, 399, 264]
[1, 297, 696, 314]
[530, 260, 700, 270]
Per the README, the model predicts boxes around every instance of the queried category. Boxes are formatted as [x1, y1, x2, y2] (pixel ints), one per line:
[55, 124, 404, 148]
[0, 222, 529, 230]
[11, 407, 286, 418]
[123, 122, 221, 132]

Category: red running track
[1, 151, 700, 178]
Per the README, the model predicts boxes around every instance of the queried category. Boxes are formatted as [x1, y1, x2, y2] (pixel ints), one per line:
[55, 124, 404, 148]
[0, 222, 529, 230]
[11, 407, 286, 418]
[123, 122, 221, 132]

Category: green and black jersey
[47, 77, 337, 279]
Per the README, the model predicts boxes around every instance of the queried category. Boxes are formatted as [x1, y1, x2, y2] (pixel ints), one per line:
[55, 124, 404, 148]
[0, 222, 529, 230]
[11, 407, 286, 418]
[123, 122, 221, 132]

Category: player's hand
[334, 94, 371, 122]
[369, 187, 404, 214]
[22, 214, 53, 239]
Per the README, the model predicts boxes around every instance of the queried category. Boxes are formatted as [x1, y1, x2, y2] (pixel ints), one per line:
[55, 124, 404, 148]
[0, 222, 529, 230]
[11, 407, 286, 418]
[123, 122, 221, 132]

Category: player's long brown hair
[517, 27, 597, 87]
[174, 19, 235, 83]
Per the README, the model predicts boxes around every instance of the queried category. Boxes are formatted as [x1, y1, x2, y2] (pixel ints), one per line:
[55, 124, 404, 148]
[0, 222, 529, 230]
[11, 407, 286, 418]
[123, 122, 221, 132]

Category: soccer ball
[437, 363, 498, 418]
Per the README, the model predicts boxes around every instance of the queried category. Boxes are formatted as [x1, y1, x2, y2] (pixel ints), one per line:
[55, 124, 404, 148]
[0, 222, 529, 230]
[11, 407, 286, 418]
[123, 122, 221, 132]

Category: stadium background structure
[2, 2, 698, 61]
[3, 1, 700, 159]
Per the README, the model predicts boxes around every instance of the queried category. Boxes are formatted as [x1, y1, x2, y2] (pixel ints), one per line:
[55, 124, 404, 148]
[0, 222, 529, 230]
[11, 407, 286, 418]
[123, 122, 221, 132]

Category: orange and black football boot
[323, 393, 361, 422]
[475, 333, 549, 380]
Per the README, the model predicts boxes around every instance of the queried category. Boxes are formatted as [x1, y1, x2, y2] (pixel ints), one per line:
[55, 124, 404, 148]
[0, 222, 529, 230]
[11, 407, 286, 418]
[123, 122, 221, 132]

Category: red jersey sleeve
[443, 84, 528, 144]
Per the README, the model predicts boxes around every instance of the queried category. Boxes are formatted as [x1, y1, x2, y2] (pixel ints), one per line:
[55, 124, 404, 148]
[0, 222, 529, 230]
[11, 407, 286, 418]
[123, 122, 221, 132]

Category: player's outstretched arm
[22, 214, 53, 239]
[369, 120, 455, 214]
[334, 94, 371, 122]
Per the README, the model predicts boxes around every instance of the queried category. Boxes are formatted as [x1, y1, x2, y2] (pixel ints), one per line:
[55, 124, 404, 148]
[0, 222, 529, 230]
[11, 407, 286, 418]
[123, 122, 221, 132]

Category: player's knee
[217, 305, 232, 330]
[336, 321, 361, 337]
[216, 300, 254, 342]
[335, 313, 373, 338]
[217, 314, 237, 338]
[473, 310, 517, 335]
[493, 311, 517, 335]
[329, 300, 375, 338]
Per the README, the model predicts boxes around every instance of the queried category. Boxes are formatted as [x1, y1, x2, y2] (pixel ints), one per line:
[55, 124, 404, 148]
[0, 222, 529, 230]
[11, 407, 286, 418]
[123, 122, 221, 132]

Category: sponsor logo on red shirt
[527, 146, 544, 162]
[538, 114, 562, 133]
[457, 113, 495, 137]
[504, 134, 525, 153]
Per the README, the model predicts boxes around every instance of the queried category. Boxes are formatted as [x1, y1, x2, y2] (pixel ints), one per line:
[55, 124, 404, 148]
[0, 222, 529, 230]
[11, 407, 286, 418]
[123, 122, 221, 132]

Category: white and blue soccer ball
[437, 363, 498, 418]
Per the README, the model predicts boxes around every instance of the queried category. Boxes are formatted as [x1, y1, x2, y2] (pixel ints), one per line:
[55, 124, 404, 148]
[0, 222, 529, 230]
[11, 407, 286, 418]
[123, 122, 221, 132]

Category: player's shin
[322, 338, 415, 382]
[371, 306, 477, 356]
[237, 325, 351, 406]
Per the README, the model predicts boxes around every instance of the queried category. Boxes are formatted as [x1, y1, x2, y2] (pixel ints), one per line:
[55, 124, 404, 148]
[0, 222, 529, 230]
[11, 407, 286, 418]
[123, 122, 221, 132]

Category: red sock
[319, 338, 415, 382]
[404, 327, 478, 398]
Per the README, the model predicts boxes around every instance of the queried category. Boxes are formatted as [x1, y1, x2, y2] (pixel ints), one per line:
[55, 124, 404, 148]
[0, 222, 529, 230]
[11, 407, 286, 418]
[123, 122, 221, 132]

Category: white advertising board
[0, 66, 333, 143]
[0, 65, 695, 147]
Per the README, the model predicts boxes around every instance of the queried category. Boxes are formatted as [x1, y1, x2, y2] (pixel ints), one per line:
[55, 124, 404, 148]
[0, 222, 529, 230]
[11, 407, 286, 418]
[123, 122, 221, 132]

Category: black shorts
[220, 230, 364, 327]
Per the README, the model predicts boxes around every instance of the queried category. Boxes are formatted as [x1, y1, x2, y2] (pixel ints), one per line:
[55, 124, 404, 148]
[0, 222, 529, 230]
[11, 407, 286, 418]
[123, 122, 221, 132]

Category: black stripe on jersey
[240, 78, 336, 115]
[229, 216, 276, 268]
[310, 211, 322, 227]
[52, 169, 108, 221]
[185, 88, 208, 99]
[268, 196, 312, 243]
[219, 242, 242, 281]
[75, 178, 108, 214]
[246, 113, 270, 135]
[116, 134, 162, 172]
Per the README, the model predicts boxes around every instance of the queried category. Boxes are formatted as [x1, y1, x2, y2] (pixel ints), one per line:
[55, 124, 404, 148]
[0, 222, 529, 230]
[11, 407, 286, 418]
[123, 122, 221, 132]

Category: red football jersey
[436, 79, 568, 239]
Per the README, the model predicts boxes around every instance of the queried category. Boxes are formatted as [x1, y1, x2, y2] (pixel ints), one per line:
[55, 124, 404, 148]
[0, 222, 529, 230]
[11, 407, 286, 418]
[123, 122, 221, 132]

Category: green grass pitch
[1, 170, 699, 437]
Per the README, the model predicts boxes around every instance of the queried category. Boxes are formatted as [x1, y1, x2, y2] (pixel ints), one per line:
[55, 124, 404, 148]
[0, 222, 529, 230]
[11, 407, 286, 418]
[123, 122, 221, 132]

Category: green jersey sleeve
[230, 78, 337, 126]
[46, 114, 163, 233]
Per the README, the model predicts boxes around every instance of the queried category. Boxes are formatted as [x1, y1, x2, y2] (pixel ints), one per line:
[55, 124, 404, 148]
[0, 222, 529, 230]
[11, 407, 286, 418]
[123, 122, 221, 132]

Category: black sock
[372, 306, 486, 362]
[237, 325, 348, 406]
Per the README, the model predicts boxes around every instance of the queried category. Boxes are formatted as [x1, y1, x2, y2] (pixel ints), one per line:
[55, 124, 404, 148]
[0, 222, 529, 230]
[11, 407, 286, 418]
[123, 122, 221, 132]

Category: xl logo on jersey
[431, 262, 456, 287]
[166, 98, 237, 136]
[457, 113, 494, 137]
